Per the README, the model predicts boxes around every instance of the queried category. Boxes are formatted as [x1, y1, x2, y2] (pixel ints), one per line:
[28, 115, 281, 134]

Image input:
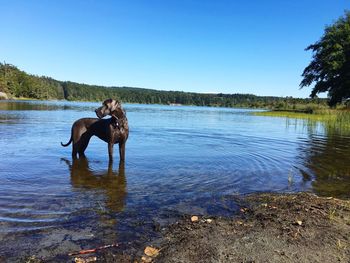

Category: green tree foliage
[300, 11, 350, 106]
[0, 63, 65, 99]
[0, 62, 327, 109]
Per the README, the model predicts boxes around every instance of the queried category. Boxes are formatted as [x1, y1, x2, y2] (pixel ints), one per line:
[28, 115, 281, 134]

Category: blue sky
[1, 0, 349, 97]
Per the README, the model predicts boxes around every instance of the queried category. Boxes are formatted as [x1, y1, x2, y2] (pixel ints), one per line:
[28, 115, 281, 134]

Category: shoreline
[34, 192, 349, 263]
[0, 98, 266, 110]
[2, 98, 349, 114]
[147, 192, 350, 263]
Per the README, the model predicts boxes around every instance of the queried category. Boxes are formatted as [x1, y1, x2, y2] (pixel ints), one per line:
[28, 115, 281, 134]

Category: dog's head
[95, 99, 123, 119]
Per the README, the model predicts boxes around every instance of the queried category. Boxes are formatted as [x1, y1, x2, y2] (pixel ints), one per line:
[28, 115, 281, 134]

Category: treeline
[0, 63, 327, 109]
[0, 63, 65, 99]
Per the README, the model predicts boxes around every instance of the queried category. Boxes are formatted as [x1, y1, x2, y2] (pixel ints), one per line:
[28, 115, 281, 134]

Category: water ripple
[1, 101, 350, 260]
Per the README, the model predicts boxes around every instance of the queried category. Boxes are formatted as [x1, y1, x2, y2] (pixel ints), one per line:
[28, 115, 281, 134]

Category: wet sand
[22, 193, 350, 262]
[151, 193, 350, 263]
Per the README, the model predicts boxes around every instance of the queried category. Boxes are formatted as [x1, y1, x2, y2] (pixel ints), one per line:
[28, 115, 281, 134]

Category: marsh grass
[254, 109, 350, 135]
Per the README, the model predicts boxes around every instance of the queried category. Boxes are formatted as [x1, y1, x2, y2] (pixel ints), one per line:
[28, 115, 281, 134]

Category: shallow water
[0, 100, 349, 260]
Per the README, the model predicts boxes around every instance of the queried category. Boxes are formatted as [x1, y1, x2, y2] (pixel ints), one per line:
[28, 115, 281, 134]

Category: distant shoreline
[0, 63, 328, 110]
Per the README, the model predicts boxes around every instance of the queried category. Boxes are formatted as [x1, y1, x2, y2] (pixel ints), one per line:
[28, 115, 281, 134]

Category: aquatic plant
[253, 109, 350, 135]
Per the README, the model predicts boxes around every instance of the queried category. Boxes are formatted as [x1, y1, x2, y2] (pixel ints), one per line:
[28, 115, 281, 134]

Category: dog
[61, 99, 129, 162]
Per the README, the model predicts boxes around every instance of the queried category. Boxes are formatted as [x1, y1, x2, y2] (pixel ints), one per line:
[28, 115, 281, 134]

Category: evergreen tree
[301, 11, 350, 106]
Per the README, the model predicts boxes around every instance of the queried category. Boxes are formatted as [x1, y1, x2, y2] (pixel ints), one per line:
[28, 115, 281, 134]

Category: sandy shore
[133, 192, 350, 263]
[24, 193, 350, 263]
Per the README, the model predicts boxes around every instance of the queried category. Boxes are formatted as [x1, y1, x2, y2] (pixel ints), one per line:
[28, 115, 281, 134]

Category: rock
[0, 92, 8, 100]
[240, 208, 249, 213]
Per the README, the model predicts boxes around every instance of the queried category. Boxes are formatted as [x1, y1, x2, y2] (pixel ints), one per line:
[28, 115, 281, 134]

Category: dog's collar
[111, 114, 120, 129]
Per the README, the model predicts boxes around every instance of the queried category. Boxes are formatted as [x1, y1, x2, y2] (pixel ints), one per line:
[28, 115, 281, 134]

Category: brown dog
[61, 99, 129, 162]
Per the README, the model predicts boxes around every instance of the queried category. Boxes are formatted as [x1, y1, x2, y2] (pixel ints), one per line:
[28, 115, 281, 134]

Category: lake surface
[0, 100, 349, 261]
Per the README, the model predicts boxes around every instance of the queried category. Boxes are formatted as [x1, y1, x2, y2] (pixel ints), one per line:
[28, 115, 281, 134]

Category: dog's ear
[103, 98, 113, 105]
[108, 100, 118, 111]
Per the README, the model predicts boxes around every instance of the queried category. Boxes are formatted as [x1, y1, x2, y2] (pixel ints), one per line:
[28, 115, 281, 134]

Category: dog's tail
[61, 136, 72, 147]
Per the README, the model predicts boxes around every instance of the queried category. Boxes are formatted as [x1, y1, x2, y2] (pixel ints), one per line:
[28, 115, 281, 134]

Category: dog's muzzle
[95, 109, 103, 119]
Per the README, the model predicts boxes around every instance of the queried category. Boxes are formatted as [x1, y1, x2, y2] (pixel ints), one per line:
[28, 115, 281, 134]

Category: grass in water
[253, 109, 350, 135]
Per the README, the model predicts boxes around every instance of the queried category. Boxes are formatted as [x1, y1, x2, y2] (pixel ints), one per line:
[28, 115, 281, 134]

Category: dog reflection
[62, 157, 127, 213]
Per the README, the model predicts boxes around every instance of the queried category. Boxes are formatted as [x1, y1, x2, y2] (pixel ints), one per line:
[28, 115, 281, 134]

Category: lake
[0, 100, 349, 261]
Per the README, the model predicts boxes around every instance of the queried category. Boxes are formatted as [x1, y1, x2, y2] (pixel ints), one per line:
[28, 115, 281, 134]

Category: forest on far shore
[0, 63, 327, 110]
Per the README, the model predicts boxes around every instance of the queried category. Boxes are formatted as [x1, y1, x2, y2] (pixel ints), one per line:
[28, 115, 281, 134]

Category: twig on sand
[68, 243, 119, 256]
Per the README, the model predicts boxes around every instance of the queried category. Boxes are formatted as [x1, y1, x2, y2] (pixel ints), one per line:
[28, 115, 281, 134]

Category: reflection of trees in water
[0, 101, 88, 111]
[296, 119, 350, 198]
[0, 101, 60, 111]
[63, 158, 127, 213]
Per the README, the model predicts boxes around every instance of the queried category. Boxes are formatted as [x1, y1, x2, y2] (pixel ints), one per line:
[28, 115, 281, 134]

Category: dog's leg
[119, 141, 126, 162]
[108, 143, 114, 161]
[72, 124, 83, 159]
[72, 143, 78, 159]
[78, 134, 91, 158]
